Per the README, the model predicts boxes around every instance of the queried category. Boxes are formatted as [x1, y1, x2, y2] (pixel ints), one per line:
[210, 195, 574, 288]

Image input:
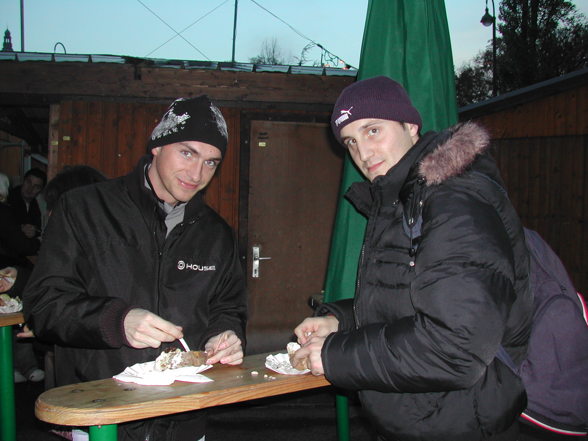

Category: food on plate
[154, 347, 208, 371]
[0, 294, 22, 311]
[287, 342, 307, 371]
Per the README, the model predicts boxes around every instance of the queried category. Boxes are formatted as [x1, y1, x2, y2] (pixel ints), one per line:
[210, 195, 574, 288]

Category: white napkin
[265, 353, 310, 375]
[0, 296, 23, 314]
[113, 361, 213, 385]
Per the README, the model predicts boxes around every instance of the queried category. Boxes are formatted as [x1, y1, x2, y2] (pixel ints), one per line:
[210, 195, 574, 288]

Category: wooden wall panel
[117, 102, 139, 175]
[576, 84, 588, 133]
[86, 101, 104, 168]
[70, 101, 87, 165]
[0, 144, 22, 181]
[468, 76, 587, 294]
[101, 103, 120, 178]
[493, 136, 587, 293]
[0, 62, 354, 106]
[473, 83, 588, 139]
[58, 102, 75, 166]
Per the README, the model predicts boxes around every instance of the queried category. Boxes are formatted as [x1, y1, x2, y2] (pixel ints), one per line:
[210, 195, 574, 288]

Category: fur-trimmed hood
[419, 121, 490, 186]
[345, 121, 493, 215]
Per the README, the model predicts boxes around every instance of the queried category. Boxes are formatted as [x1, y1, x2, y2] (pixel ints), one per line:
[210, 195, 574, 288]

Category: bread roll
[287, 342, 308, 371]
[154, 348, 208, 371]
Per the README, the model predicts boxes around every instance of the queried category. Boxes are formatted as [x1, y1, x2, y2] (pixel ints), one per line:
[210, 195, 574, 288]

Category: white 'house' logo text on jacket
[177, 260, 216, 271]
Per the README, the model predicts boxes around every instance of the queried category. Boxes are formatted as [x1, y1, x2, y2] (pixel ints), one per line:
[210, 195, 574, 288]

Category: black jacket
[0, 202, 40, 267]
[23, 155, 247, 386]
[7, 186, 43, 232]
[320, 123, 533, 441]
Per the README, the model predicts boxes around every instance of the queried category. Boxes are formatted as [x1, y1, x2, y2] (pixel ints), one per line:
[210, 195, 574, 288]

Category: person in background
[0, 172, 40, 268]
[2, 166, 107, 387]
[0, 265, 44, 383]
[1, 172, 44, 381]
[8, 167, 47, 239]
[43, 165, 107, 214]
[23, 96, 247, 441]
[292, 76, 533, 441]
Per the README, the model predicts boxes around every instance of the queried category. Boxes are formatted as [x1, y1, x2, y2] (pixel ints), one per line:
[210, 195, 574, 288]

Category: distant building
[2, 29, 14, 52]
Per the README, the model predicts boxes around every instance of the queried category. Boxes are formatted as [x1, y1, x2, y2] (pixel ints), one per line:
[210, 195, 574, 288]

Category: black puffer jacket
[320, 122, 533, 441]
[23, 155, 247, 386]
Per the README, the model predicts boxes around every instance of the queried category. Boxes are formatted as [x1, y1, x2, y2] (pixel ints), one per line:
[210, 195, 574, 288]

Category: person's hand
[294, 316, 339, 345]
[204, 330, 243, 365]
[292, 334, 327, 376]
[123, 308, 183, 349]
[16, 324, 35, 339]
[21, 224, 37, 238]
[292, 316, 338, 376]
[0, 267, 17, 293]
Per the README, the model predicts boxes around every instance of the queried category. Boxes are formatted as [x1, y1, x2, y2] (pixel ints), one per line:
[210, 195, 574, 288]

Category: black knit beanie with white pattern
[147, 95, 228, 156]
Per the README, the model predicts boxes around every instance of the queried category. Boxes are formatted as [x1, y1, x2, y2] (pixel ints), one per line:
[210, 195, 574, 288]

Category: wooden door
[246, 121, 344, 354]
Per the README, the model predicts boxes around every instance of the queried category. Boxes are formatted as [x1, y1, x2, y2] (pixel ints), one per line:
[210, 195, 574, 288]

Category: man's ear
[405, 123, 419, 137]
[151, 146, 162, 157]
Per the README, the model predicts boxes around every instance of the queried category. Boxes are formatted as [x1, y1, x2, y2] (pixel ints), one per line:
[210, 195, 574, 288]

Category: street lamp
[231, 0, 238, 63]
[481, 0, 497, 96]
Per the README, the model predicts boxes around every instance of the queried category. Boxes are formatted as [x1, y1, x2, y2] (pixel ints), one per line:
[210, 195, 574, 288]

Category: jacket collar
[124, 155, 206, 223]
[418, 121, 490, 185]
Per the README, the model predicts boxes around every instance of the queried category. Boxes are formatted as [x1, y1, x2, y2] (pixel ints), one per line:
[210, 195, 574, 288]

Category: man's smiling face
[148, 141, 222, 205]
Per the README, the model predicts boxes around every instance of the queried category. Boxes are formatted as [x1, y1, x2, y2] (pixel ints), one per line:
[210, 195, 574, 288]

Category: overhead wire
[248, 0, 355, 68]
[143, 0, 230, 58]
[136, 0, 229, 60]
[135, 0, 354, 68]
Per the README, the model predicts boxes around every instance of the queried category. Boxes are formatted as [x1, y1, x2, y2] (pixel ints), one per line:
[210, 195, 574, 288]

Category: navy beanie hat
[147, 95, 228, 156]
[330, 76, 422, 143]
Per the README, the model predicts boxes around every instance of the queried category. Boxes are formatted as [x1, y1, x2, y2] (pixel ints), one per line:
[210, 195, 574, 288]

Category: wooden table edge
[35, 361, 331, 426]
[0, 312, 25, 327]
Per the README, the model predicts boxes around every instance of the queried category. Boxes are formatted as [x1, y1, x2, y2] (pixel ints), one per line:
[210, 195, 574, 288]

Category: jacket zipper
[153, 206, 163, 315]
[353, 192, 385, 329]
[353, 244, 365, 329]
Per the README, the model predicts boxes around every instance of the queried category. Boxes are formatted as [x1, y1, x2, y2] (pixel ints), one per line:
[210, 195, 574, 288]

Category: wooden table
[36, 351, 331, 441]
[0, 312, 25, 441]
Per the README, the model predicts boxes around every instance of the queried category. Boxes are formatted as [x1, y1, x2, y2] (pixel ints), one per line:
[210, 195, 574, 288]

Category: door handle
[252, 245, 272, 278]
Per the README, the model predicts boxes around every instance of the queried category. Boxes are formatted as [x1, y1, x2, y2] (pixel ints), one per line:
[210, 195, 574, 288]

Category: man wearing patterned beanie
[24, 96, 246, 441]
[292, 76, 533, 441]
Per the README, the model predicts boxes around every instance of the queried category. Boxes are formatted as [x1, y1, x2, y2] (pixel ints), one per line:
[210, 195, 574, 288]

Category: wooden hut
[0, 53, 355, 352]
[2, 53, 586, 351]
[460, 67, 588, 294]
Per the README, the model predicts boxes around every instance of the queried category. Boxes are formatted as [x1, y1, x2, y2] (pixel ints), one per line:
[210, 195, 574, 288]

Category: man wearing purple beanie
[24, 96, 246, 441]
[293, 76, 533, 441]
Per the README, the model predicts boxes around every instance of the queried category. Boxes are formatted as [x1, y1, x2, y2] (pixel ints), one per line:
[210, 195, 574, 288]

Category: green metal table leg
[0, 325, 16, 441]
[89, 424, 118, 441]
[336, 394, 350, 441]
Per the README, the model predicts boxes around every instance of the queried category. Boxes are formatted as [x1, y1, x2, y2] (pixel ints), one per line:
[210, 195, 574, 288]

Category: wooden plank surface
[0, 62, 353, 106]
[0, 312, 24, 327]
[35, 351, 330, 426]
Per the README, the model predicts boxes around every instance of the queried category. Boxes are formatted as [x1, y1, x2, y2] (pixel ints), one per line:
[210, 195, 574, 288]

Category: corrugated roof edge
[459, 66, 588, 118]
[0, 51, 357, 76]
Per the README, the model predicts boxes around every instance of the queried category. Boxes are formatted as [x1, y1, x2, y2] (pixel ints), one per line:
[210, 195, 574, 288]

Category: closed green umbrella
[322, 1, 458, 439]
